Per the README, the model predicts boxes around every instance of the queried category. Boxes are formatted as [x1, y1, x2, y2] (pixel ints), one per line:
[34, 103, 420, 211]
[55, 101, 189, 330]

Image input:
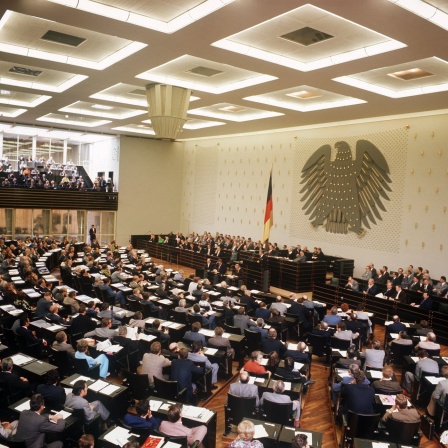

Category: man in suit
[208, 326, 234, 357]
[16, 316, 48, 351]
[113, 326, 141, 354]
[434, 276, 448, 297]
[427, 365, 448, 416]
[372, 366, 402, 394]
[311, 321, 332, 341]
[65, 380, 110, 421]
[394, 284, 407, 304]
[345, 276, 359, 292]
[184, 321, 207, 346]
[99, 277, 125, 307]
[16, 393, 65, 448]
[122, 398, 161, 431]
[84, 317, 117, 340]
[409, 276, 421, 292]
[412, 291, 433, 310]
[229, 371, 260, 407]
[418, 278, 433, 294]
[188, 341, 219, 388]
[0, 357, 33, 396]
[363, 278, 377, 296]
[170, 348, 204, 403]
[387, 315, 406, 333]
[401, 270, 414, 289]
[392, 268, 404, 287]
[261, 328, 287, 358]
[284, 341, 309, 364]
[382, 394, 420, 423]
[36, 370, 66, 409]
[403, 350, 439, 394]
[141, 341, 171, 386]
[415, 331, 440, 352]
[160, 404, 207, 446]
[233, 307, 256, 335]
[248, 318, 269, 339]
[383, 280, 396, 300]
[334, 321, 359, 343]
[260, 379, 300, 419]
[331, 364, 369, 405]
[341, 370, 375, 415]
[270, 296, 288, 316]
[89, 225, 96, 244]
[71, 303, 95, 335]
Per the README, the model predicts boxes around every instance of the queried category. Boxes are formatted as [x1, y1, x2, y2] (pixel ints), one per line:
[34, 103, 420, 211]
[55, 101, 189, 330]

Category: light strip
[244, 95, 366, 112]
[0, 108, 27, 117]
[0, 40, 146, 71]
[183, 120, 226, 130]
[112, 125, 155, 136]
[388, 0, 448, 30]
[188, 108, 283, 122]
[212, 38, 406, 72]
[45, 0, 236, 34]
[334, 75, 448, 98]
[0, 94, 52, 108]
[135, 72, 277, 94]
[59, 104, 147, 119]
[0, 74, 88, 93]
[36, 115, 110, 127]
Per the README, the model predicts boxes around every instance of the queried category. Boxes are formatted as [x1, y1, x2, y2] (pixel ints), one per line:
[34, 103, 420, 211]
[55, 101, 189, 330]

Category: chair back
[141, 302, 159, 319]
[189, 315, 204, 326]
[346, 410, 380, 440]
[153, 376, 182, 402]
[171, 310, 188, 325]
[244, 328, 262, 353]
[385, 418, 420, 444]
[225, 393, 257, 430]
[73, 358, 101, 379]
[223, 323, 241, 335]
[390, 342, 413, 364]
[330, 337, 351, 351]
[48, 348, 75, 377]
[154, 430, 188, 448]
[262, 398, 293, 426]
[126, 372, 151, 400]
[306, 333, 328, 358]
[426, 348, 441, 358]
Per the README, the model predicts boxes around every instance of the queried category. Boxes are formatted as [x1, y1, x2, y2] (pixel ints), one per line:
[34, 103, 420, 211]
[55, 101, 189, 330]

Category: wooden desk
[149, 395, 217, 448]
[245, 418, 281, 448]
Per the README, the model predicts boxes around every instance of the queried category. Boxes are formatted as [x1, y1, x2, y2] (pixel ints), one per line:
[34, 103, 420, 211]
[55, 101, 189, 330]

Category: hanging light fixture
[146, 84, 191, 140]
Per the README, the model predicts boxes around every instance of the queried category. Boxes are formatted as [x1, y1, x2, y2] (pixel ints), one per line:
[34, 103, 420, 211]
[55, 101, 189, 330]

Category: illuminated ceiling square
[59, 101, 147, 119]
[212, 4, 405, 71]
[188, 103, 283, 122]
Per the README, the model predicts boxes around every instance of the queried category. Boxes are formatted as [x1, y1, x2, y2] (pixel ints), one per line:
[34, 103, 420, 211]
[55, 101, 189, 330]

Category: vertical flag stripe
[262, 170, 273, 243]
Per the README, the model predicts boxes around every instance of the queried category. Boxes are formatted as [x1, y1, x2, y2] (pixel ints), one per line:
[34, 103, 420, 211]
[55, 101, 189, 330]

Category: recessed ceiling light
[187, 66, 224, 77]
[9, 66, 43, 77]
[286, 90, 322, 99]
[280, 27, 333, 47]
[219, 105, 247, 112]
[41, 30, 86, 47]
[388, 68, 434, 81]
[0, 90, 11, 96]
[91, 104, 113, 110]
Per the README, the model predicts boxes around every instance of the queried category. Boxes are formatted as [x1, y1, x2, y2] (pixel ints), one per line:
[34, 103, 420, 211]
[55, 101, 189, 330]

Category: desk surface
[22, 359, 57, 376]
[278, 425, 323, 448]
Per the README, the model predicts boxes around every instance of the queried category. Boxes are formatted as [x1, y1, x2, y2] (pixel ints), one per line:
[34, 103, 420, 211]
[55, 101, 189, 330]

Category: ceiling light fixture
[387, 0, 448, 30]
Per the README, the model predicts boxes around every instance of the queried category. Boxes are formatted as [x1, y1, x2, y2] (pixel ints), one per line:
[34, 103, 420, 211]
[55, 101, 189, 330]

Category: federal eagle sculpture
[300, 140, 392, 235]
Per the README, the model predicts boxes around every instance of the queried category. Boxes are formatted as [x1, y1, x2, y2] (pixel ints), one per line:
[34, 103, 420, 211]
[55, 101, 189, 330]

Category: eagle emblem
[300, 140, 392, 235]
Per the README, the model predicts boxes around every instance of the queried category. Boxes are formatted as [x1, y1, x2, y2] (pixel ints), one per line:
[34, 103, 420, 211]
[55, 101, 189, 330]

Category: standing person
[89, 225, 97, 244]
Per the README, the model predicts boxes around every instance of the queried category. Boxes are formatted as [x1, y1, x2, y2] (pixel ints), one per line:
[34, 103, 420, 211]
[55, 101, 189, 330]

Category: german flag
[262, 170, 273, 244]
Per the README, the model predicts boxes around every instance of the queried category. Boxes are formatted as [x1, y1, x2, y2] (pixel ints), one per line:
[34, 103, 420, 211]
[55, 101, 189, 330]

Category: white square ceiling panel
[37, 113, 110, 127]
[334, 57, 448, 97]
[188, 103, 283, 122]
[112, 123, 156, 136]
[90, 83, 200, 107]
[136, 55, 277, 94]
[45, 0, 236, 34]
[0, 105, 27, 117]
[59, 101, 147, 119]
[245, 85, 366, 112]
[0, 61, 87, 93]
[212, 4, 405, 71]
[0, 10, 146, 70]
[0, 89, 51, 108]
[142, 117, 226, 130]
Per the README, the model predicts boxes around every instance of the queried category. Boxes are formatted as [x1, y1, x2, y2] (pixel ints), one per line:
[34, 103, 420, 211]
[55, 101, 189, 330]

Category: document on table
[70, 375, 91, 384]
[368, 370, 383, 379]
[294, 362, 304, 371]
[89, 380, 109, 392]
[103, 426, 132, 446]
[15, 400, 30, 412]
[283, 381, 292, 391]
[204, 347, 218, 355]
[101, 384, 120, 396]
[253, 424, 269, 439]
[51, 409, 72, 419]
[11, 354, 33, 366]
[149, 399, 163, 412]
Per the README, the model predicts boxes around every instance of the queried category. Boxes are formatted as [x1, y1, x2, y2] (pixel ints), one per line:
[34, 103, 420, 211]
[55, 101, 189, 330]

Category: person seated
[269, 296, 288, 316]
[261, 328, 286, 358]
[65, 380, 110, 423]
[411, 291, 433, 310]
[85, 317, 117, 340]
[198, 292, 212, 311]
[341, 370, 375, 415]
[159, 404, 207, 448]
[36, 370, 66, 409]
[415, 319, 433, 336]
[233, 307, 256, 335]
[254, 302, 270, 320]
[0, 357, 33, 396]
[387, 315, 406, 333]
[128, 311, 146, 329]
[427, 365, 448, 417]
[345, 276, 359, 291]
[403, 349, 439, 394]
[228, 371, 260, 407]
[78, 434, 95, 448]
[284, 341, 309, 364]
[415, 331, 440, 352]
[146, 319, 171, 344]
[184, 321, 207, 346]
[174, 298, 189, 313]
[189, 303, 216, 330]
[310, 321, 332, 341]
[75, 339, 109, 379]
[364, 340, 385, 369]
[363, 278, 377, 296]
[382, 393, 420, 423]
[390, 330, 413, 347]
[292, 433, 311, 448]
[243, 351, 271, 379]
[383, 280, 396, 299]
[336, 346, 361, 368]
[188, 340, 219, 389]
[322, 306, 342, 326]
[229, 420, 263, 448]
[122, 398, 161, 432]
[372, 366, 402, 394]
[141, 341, 171, 386]
[331, 363, 369, 405]
[208, 326, 234, 357]
[260, 379, 301, 422]
[275, 356, 314, 388]
[248, 318, 268, 339]
[334, 321, 358, 343]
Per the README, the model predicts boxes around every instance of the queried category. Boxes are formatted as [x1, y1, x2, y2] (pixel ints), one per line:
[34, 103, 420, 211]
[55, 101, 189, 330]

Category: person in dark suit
[113, 326, 141, 353]
[283, 341, 309, 364]
[170, 348, 204, 403]
[412, 291, 433, 310]
[99, 277, 125, 307]
[15, 393, 65, 448]
[261, 328, 286, 358]
[310, 321, 332, 341]
[341, 370, 375, 415]
[394, 284, 408, 304]
[36, 370, 66, 409]
[382, 394, 420, 424]
[392, 269, 404, 287]
[372, 366, 402, 394]
[0, 357, 33, 396]
[16, 316, 48, 350]
[122, 398, 161, 432]
[183, 321, 207, 347]
[275, 357, 314, 389]
[363, 278, 377, 296]
[228, 370, 260, 407]
[254, 302, 271, 320]
[418, 278, 433, 294]
[70, 303, 95, 335]
[387, 315, 406, 333]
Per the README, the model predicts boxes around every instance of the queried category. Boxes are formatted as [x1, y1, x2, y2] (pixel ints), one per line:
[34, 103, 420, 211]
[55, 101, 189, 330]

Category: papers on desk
[295, 431, 313, 446]
[372, 443, 392, 448]
[337, 369, 351, 378]
[47, 325, 65, 332]
[419, 335, 426, 341]
[254, 377, 265, 384]
[164, 322, 182, 329]
[259, 358, 268, 366]
[294, 362, 304, 371]
[10, 309, 24, 315]
[158, 299, 173, 305]
[204, 347, 218, 355]
[51, 409, 71, 419]
[368, 370, 383, 379]
[222, 333, 230, 338]
[253, 424, 269, 439]
[182, 405, 214, 423]
[15, 400, 30, 412]
[160, 402, 176, 411]
[11, 353, 34, 366]
[283, 381, 292, 391]
[410, 356, 419, 363]
[426, 376, 447, 385]
[88, 380, 109, 392]
[0, 304, 16, 311]
[149, 399, 163, 412]
[377, 394, 396, 406]
[126, 327, 138, 340]
[389, 333, 399, 339]
[101, 384, 120, 396]
[228, 286, 238, 291]
[338, 350, 347, 357]
[139, 333, 157, 342]
[28, 292, 42, 298]
[70, 375, 91, 384]
[103, 425, 134, 446]
[199, 329, 214, 337]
